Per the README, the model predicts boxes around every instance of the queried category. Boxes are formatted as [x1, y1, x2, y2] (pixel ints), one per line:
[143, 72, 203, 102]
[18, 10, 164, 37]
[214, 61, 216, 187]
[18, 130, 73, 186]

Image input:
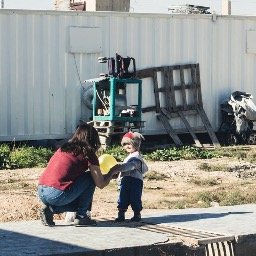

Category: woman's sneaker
[74, 215, 97, 226]
[40, 206, 55, 227]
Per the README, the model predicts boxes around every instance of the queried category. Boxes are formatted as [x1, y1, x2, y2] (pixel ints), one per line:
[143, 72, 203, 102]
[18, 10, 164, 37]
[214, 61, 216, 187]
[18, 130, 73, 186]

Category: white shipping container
[1, 9, 256, 141]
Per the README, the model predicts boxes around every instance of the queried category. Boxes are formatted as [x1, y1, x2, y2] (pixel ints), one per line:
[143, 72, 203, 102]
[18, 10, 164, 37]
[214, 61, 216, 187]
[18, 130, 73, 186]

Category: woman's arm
[89, 164, 122, 189]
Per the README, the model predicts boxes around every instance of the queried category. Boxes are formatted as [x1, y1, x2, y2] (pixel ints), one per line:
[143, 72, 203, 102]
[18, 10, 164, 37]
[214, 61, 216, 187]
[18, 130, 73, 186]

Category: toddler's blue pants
[117, 176, 143, 213]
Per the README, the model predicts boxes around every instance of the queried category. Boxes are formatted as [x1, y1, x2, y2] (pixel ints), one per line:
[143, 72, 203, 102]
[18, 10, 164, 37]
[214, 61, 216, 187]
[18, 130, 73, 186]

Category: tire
[82, 84, 94, 110]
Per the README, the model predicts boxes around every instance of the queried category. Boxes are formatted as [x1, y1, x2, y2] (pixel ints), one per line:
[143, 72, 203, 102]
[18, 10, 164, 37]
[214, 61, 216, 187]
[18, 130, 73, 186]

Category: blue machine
[93, 77, 142, 122]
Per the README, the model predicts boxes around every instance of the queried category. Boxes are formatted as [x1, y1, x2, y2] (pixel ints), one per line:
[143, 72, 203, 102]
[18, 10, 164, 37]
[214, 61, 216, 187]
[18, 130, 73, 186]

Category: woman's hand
[90, 165, 113, 189]
[90, 164, 123, 188]
[111, 172, 120, 179]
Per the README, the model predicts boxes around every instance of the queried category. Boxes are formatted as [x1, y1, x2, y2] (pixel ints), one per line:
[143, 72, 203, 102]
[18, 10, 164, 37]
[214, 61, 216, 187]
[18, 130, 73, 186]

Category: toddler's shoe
[131, 213, 141, 222]
[114, 211, 125, 222]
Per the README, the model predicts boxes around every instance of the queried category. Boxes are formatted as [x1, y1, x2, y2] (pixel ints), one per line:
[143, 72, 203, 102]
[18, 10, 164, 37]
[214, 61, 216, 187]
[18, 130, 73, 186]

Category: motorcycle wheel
[248, 133, 256, 145]
[226, 133, 238, 145]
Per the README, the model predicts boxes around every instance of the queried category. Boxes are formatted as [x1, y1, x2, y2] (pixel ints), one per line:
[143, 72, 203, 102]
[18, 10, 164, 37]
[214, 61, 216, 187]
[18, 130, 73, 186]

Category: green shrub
[0, 144, 10, 169]
[144, 146, 220, 161]
[103, 146, 127, 162]
[102, 145, 222, 162]
[144, 148, 181, 161]
[9, 146, 53, 169]
[0, 142, 255, 170]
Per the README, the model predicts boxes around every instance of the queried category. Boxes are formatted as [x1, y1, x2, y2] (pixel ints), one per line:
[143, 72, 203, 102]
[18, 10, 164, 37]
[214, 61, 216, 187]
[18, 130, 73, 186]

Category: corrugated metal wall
[1, 9, 256, 140]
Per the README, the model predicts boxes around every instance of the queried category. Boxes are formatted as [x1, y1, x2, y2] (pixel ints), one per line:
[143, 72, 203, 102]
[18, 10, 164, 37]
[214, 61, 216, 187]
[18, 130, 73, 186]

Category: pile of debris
[168, 4, 211, 14]
[219, 91, 256, 145]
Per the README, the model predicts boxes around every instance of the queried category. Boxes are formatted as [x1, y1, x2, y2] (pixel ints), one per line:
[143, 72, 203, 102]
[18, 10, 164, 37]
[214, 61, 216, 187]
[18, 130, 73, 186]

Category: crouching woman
[37, 123, 120, 227]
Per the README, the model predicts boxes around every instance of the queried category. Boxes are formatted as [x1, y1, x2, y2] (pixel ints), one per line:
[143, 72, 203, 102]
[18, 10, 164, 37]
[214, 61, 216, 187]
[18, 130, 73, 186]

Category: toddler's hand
[109, 164, 123, 174]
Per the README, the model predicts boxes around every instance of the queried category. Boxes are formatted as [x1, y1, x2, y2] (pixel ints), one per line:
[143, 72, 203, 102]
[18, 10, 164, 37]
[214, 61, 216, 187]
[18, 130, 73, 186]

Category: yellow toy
[98, 154, 118, 174]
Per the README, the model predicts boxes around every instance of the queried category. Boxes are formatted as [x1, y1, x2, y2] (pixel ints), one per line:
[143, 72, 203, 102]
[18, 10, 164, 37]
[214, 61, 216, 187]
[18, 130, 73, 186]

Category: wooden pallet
[137, 64, 220, 148]
[86, 120, 145, 147]
[91, 120, 145, 135]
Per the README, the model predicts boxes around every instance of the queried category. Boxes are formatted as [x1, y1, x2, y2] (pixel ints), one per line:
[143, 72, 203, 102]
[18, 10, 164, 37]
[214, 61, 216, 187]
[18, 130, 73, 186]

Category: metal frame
[93, 77, 142, 122]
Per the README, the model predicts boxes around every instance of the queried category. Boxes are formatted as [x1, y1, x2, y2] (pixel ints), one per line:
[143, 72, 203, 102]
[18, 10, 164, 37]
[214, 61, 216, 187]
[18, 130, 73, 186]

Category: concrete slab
[143, 204, 256, 236]
[0, 220, 189, 256]
[1, 204, 256, 256]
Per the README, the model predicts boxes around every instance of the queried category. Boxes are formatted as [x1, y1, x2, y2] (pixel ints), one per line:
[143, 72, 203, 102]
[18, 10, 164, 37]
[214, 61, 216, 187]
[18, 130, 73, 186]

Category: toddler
[115, 132, 148, 222]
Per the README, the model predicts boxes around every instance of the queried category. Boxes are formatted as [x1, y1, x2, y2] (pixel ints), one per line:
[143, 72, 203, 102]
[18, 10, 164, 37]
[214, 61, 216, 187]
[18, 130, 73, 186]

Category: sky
[2, 0, 256, 16]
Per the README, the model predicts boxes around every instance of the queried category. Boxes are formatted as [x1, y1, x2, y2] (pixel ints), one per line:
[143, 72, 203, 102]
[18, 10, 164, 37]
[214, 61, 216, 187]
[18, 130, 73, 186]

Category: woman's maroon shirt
[39, 148, 99, 190]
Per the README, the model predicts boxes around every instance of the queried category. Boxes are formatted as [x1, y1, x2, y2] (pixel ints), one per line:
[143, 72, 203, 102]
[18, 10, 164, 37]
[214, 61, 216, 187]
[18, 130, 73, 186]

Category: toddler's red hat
[121, 132, 145, 150]
[122, 132, 133, 139]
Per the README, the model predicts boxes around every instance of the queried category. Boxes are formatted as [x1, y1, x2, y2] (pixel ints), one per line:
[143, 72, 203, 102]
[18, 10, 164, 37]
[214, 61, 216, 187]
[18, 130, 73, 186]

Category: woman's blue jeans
[37, 172, 95, 216]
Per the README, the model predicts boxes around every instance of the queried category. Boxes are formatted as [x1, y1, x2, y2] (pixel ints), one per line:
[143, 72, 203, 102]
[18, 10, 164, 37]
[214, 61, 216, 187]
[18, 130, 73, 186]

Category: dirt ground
[1, 156, 256, 223]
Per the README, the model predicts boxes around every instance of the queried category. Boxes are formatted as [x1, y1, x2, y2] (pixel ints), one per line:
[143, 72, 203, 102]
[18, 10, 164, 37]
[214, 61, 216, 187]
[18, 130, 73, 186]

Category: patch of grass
[173, 200, 186, 209]
[189, 177, 219, 186]
[143, 201, 162, 209]
[195, 192, 214, 207]
[0, 181, 34, 191]
[219, 191, 246, 206]
[144, 171, 168, 181]
[144, 185, 256, 212]
[213, 147, 240, 157]
[243, 189, 256, 203]
[195, 188, 256, 207]
[6, 178, 17, 183]
[144, 185, 163, 190]
[198, 162, 231, 172]
[245, 148, 256, 164]
[239, 181, 253, 186]
[214, 146, 256, 161]
[143, 198, 177, 209]
[196, 201, 212, 208]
